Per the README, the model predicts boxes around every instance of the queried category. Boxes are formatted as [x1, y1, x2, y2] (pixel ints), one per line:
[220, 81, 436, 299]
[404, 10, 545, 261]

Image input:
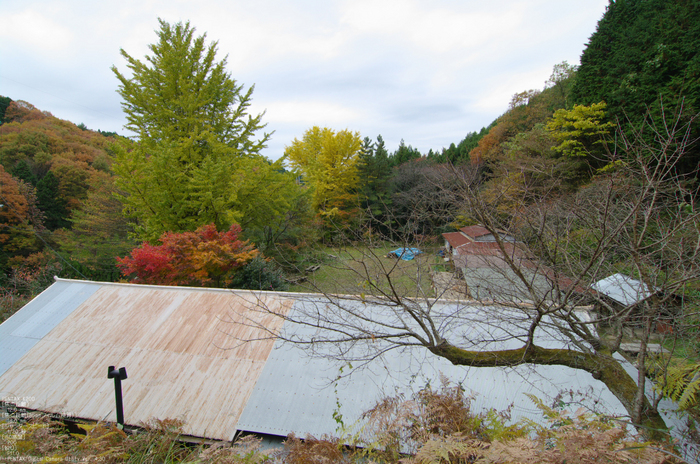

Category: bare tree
[441, 106, 700, 436]
[238, 107, 699, 442]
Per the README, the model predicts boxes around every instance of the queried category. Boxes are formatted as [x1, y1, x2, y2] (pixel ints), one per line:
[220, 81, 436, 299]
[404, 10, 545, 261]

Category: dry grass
[0, 386, 680, 464]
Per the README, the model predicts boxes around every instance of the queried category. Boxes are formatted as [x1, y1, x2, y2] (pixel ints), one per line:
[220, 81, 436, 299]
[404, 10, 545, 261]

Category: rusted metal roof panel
[459, 225, 491, 239]
[442, 232, 472, 248]
[2, 280, 686, 450]
[0, 280, 292, 441]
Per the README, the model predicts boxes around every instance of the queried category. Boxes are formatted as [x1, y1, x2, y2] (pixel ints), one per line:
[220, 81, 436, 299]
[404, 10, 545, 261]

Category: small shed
[591, 273, 677, 333]
[591, 274, 654, 306]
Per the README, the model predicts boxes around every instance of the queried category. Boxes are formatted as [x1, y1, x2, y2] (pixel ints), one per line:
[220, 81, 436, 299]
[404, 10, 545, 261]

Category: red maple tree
[117, 224, 257, 287]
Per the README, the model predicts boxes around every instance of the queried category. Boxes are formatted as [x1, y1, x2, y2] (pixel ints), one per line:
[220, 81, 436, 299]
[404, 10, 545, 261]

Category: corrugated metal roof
[442, 232, 472, 248]
[459, 241, 519, 256]
[0, 279, 293, 441]
[459, 225, 491, 239]
[0, 279, 99, 377]
[591, 274, 654, 306]
[1, 279, 681, 447]
[236, 297, 628, 440]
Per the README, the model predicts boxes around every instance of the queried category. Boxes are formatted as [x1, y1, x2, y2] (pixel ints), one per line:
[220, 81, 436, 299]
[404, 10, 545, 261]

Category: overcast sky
[0, 0, 608, 160]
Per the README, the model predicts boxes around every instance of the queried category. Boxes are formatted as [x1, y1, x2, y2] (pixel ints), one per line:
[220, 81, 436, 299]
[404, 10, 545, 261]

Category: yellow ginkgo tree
[285, 126, 363, 219]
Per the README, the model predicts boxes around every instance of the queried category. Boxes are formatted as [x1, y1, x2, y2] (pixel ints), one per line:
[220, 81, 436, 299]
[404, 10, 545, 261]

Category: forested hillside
[1, 1, 700, 459]
[2, 0, 699, 309]
[0, 99, 135, 317]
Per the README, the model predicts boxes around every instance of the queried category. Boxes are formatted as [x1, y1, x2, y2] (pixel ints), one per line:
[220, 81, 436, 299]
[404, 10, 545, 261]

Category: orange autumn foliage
[117, 224, 257, 287]
[0, 166, 43, 257]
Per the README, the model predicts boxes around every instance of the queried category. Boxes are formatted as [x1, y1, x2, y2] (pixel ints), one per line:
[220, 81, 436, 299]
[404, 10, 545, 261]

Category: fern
[411, 437, 487, 464]
[523, 393, 556, 419]
[660, 362, 700, 410]
[524, 393, 575, 428]
[480, 409, 531, 442]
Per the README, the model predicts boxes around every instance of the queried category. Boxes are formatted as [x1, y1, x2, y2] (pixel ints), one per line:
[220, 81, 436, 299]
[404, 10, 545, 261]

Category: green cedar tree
[36, 171, 69, 230]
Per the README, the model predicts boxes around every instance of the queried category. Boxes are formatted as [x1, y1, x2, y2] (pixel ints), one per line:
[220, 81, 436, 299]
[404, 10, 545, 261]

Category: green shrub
[231, 257, 288, 291]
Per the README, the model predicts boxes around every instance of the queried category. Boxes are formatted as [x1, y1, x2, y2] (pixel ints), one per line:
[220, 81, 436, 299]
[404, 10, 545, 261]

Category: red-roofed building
[458, 225, 492, 240]
[453, 241, 521, 269]
[442, 232, 472, 253]
[442, 225, 516, 256]
[441, 226, 585, 303]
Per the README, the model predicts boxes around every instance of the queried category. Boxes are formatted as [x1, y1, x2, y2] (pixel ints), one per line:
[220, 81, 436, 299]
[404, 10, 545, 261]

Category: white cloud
[2, 8, 75, 58]
[340, 0, 524, 56]
[177, 2, 353, 72]
[258, 99, 365, 127]
[0, 0, 611, 160]
[471, 64, 556, 114]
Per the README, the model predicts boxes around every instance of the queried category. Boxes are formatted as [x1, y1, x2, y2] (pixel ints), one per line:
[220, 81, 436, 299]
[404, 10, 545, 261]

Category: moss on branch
[429, 342, 668, 440]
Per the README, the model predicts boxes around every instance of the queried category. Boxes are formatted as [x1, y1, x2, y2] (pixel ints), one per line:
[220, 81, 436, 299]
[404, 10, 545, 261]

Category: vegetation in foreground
[0, 380, 680, 463]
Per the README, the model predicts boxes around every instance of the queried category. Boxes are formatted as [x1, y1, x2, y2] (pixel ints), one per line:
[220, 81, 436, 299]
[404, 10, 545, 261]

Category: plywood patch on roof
[0, 284, 293, 441]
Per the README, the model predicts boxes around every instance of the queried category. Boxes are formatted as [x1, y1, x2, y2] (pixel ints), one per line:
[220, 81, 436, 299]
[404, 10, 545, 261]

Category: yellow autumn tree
[284, 126, 362, 218]
[546, 102, 614, 158]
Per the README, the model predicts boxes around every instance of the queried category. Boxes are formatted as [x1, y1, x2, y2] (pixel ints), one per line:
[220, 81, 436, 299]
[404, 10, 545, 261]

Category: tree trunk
[429, 342, 668, 440]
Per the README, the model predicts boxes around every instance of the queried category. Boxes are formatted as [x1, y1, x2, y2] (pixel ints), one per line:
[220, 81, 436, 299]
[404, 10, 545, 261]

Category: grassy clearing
[661, 336, 700, 364]
[288, 244, 443, 298]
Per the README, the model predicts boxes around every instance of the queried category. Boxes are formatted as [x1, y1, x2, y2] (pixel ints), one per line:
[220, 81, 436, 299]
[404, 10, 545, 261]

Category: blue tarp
[388, 247, 422, 260]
